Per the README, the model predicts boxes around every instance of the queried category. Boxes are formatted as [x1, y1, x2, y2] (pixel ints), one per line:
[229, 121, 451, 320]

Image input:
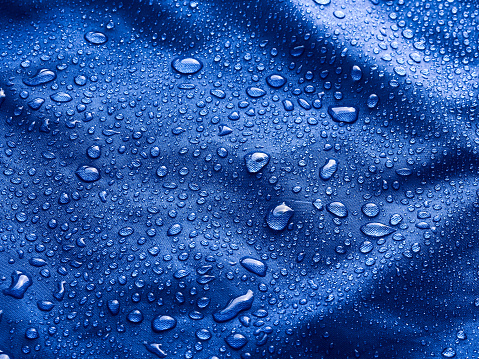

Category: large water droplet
[441, 348, 456, 358]
[351, 65, 362, 81]
[84, 31, 108, 45]
[328, 106, 359, 124]
[50, 92, 73, 103]
[75, 165, 100, 182]
[3, 270, 32, 299]
[23, 69, 57, 86]
[87, 145, 101, 159]
[167, 223, 182, 236]
[367, 94, 379, 108]
[172, 57, 203, 74]
[213, 289, 254, 322]
[360, 223, 395, 237]
[361, 203, 379, 217]
[144, 342, 167, 358]
[320, 159, 338, 180]
[266, 203, 294, 231]
[266, 74, 287, 88]
[196, 328, 212, 341]
[244, 152, 270, 173]
[326, 202, 348, 218]
[152, 315, 177, 332]
[127, 309, 144, 323]
[246, 86, 266, 98]
[107, 299, 120, 315]
[240, 257, 267, 277]
[225, 333, 248, 350]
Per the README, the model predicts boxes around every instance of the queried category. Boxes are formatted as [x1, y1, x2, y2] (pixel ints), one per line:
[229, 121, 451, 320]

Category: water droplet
[367, 94, 379, 108]
[314, 0, 330, 4]
[359, 241, 373, 254]
[351, 65, 362, 81]
[328, 106, 359, 124]
[360, 223, 395, 237]
[118, 226, 134, 237]
[396, 168, 412, 176]
[240, 257, 267, 277]
[266, 74, 287, 88]
[87, 145, 101, 159]
[75, 165, 100, 182]
[144, 342, 167, 358]
[213, 289, 254, 322]
[25, 327, 39, 340]
[390, 213, 403, 226]
[320, 159, 338, 180]
[127, 309, 144, 323]
[84, 31, 108, 45]
[218, 124, 233, 136]
[225, 333, 248, 350]
[156, 166, 168, 177]
[266, 203, 294, 231]
[3, 270, 32, 299]
[313, 199, 324, 210]
[244, 152, 270, 173]
[441, 348, 456, 358]
[361, 203, 379, 217]
[172, 57, 203, 74]
[50, 92, 73, 103]
[246, 86, 266, 98]
[107, 299, 120, 315]
[37, 300, 54, 312]
[333, 10, 346, 19]
[152, 315, 177, 332]
[167, 223, 182, 236]
[23, 69, 56, 86]
[326, 202, 348, 218]
[196, 328, 212, 341]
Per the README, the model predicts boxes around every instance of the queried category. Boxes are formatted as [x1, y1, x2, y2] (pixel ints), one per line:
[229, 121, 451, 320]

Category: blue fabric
[0, 0, 477, 358]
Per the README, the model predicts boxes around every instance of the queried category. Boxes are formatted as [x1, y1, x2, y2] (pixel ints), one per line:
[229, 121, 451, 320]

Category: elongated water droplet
[75, 165, 100, 182]
[240, 257, 267, 277]
[326, 202, 348, 218]
[3, 270, 32, 299]
[152, 315, 177, 332]
[213, 289, 254, 322]
[360, 223, 395, 237]
[23, 69, 56, 86]
[266, 74, 287, 88]
[172, 57, 203, 74]
[84, 31, 108, 45]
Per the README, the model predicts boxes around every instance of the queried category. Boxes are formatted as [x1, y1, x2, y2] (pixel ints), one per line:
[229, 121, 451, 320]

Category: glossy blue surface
[0, 0, 478, 358]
